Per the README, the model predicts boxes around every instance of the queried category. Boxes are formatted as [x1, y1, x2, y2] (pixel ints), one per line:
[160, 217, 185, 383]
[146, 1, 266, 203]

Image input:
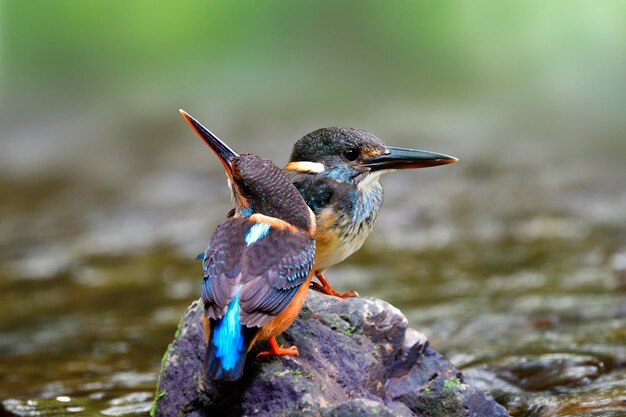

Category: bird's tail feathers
[204, 303, 258, 381]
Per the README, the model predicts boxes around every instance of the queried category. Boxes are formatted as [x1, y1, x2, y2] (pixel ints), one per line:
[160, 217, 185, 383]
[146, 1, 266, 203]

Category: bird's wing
[201, 218, 249, 320]
[238, 226, 315, 327]
[201, 217, 315, 328]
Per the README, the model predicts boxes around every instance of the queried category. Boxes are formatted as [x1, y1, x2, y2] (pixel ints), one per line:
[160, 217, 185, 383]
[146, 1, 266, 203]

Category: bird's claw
[341, 290, 360, 298]
[256, 344, 299, 359]
[310, 279, 359, 299]
[256, 336, 299, 359]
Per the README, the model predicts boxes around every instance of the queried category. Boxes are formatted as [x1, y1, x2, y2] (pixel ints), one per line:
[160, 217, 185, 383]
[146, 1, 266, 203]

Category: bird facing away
[180, 110, 316, 381]
[284, 127, 457, 298]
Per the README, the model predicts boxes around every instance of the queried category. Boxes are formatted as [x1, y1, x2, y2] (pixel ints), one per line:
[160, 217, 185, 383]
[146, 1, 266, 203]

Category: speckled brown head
[180, 110, 313, 233]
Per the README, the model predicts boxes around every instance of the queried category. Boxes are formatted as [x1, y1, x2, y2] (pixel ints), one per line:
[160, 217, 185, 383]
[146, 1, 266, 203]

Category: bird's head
[286, 127, 458, 185]
[180, 110, 313, 232]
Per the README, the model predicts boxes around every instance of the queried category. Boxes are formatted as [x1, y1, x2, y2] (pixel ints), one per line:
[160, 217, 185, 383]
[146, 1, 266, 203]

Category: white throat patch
[357, 169, 394, 190]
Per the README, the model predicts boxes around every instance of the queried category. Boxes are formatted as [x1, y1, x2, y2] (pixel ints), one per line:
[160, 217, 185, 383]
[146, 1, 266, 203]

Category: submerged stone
[152, 291, 510, 417]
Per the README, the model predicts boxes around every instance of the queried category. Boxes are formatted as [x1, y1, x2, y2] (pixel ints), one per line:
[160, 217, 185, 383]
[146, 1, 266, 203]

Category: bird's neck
[234, 202, 315, 237]
[235, 206, 254, 217]
[231, 179, 315, 235]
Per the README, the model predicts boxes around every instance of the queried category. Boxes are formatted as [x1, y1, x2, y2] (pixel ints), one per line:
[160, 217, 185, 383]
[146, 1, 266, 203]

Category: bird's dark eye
[342, 148, 359, 162]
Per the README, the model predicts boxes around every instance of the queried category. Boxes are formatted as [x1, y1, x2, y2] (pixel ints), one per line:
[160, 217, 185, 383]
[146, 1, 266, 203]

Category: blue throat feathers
[213, 287, 244, 371]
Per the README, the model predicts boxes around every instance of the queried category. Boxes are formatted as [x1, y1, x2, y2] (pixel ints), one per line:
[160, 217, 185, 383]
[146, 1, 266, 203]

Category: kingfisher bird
[180, 110, 316, 381]
[284, 127, 457, 298]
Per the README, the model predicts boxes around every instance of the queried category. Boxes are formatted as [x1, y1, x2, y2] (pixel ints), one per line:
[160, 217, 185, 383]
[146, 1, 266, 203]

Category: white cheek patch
[285, 161, 325, 173]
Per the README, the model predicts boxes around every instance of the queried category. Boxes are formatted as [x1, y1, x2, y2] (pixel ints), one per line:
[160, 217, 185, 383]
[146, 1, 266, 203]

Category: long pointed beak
[179, 109, 239, 173]
[362, 146, 458, 171]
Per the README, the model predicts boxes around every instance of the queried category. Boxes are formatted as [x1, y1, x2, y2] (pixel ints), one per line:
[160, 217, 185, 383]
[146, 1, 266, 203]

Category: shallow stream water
[1, 116, 625, 416]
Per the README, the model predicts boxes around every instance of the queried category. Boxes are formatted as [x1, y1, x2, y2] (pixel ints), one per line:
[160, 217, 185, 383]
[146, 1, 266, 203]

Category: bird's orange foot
[256, 336, 299, 359]
[311, 273, 359, 298]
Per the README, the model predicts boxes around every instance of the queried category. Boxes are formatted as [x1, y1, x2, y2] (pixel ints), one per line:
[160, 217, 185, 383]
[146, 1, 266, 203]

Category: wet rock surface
[153, 291, 510, 417]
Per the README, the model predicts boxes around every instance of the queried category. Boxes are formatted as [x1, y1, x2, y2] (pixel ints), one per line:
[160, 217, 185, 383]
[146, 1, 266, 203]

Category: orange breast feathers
[311, 208, 342, 272]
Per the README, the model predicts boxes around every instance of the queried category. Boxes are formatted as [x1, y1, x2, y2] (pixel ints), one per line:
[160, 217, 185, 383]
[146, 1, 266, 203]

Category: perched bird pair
[180, 110, 457, 381]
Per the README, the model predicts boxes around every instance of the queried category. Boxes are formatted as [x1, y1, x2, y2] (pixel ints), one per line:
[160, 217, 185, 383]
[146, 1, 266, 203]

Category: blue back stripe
[245, 223, 271, 246]
[213, 289, 244, 371]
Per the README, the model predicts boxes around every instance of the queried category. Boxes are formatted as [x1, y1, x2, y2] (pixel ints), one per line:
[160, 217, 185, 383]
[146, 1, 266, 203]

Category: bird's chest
[315, 180, 383, 270]
[338, 183, 383, 243]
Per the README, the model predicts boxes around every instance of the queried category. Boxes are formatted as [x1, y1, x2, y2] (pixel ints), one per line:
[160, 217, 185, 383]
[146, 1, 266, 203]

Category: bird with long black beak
[284, 127, 457, 298]
[180, 110, 316, 381]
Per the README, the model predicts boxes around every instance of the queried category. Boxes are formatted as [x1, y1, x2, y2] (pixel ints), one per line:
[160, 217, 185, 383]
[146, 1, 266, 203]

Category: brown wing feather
[201, 218, 249, 319]
[239, 228, 315, 327]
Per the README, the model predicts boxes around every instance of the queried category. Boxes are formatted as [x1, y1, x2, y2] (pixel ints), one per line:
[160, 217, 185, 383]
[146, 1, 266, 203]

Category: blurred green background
[1, 1, 625, 416]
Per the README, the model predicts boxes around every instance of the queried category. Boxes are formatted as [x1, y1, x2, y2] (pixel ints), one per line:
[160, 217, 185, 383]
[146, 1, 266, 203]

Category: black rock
[152, 291, 510, 417]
